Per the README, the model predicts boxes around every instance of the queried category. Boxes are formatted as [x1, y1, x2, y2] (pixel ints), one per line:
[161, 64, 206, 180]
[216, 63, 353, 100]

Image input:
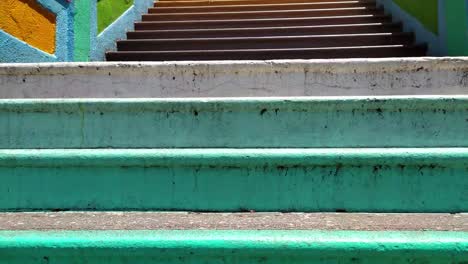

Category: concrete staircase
[106, 0, 427, 60]
[0, 58, 466, 263]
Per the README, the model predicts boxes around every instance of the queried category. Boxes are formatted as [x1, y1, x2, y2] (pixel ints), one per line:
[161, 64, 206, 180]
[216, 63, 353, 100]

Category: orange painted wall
[0, 0, 56, 54]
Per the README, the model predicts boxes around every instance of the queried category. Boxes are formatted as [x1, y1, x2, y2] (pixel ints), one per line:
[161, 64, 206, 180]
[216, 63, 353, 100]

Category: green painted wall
[74, 0, 92, 61]
[445, 0, 468, 55]
[393, 0, 438, 34]
[97, 0, 134, 33]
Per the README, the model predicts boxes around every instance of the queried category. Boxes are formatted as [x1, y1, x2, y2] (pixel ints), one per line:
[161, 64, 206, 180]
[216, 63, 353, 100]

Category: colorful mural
[393, 0, 438, 34]
[0, 0, 152, 62]
[0, 0, 56, 54]
[98, 0, 134, 33]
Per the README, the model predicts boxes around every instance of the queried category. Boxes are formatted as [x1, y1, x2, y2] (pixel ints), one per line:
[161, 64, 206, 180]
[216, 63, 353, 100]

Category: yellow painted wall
[0, 0, 56, 54]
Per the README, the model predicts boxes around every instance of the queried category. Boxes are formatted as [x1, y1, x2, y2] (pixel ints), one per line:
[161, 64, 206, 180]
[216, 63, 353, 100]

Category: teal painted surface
[445, 0, 468, 55]
[0, 231, 466, 264]
[0, 97, 466, 148]
[0, 148, 466, 212]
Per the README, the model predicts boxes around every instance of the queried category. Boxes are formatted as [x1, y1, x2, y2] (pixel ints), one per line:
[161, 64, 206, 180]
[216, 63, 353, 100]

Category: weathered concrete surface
[0, 148, 466, 212]
[0, 96, 467, 148]
[0, 212, 466, 231]
[0, 58, 467, 98]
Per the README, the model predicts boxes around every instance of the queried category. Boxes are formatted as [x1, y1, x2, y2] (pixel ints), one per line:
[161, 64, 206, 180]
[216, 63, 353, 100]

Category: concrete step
[0, 148, 466, 212]
[0, 96, 466, 148]
[127, 23, 403, 39]
[142, 7, 382, 21]
[1, 59, 466, 98]
[117, 33, 413, 51]
[151, 1, 376, 12]
[1, 228, 466, 264]
[134, 15, 393, 30]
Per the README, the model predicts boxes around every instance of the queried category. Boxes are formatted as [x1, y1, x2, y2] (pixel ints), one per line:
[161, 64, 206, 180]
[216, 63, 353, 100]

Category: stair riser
[107, 46, 425, 60]
[155, 0, 376, 7]
[0, 231, 466, 264]
[0, 149, 466, 212]
[134, 16, 391, 30]
[117, 34, 413, 51]
[127, 24, 402, 39]
[5, 59, 463, 98]
[141, 9, 382, 21]
[0, 98, 466, 148]
[151, 2, 376, 13]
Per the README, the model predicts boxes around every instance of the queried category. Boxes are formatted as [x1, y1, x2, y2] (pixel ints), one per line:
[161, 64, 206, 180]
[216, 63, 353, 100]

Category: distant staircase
[106, 0, 427, 61]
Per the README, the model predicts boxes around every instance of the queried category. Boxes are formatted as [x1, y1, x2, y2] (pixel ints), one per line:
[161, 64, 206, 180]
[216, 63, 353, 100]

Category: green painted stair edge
[0, 96, 467, 148]
[0, 148, 467, 212]
[0, 231, 466, 264]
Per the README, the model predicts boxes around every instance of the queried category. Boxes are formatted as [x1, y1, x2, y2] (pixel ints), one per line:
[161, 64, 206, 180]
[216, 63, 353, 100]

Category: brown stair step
[128, 23, 402, 39]
[107, 45, 427, 61]
[117, 33, 414, 51]
[151, 1, 376, 13]
[142, 7, 382, 21]
[155, 0, 372, 6]
[135, 14, 392, 30]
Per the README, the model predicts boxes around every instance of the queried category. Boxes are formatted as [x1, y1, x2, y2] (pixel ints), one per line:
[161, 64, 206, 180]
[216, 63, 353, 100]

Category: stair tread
[152, 2, 375, 11]
[113, 44, 415, 52]
[2, 147, 467, 161]
[131, 22, 401, 32]
[142, 9, 382, 21]
[137, 14, 390, 23]
[128, 24, 403, 38]
[117, 34, 414, 51]
[147, 7, 376, 15]
[120, 32, 411, 42]
[1, 212, 466, 231]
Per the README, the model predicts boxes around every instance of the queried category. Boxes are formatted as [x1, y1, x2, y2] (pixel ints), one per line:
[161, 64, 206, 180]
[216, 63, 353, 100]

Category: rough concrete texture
[0, 212, 466, 231]
[0, 57, 467, 98]
[0, 97, 466, 148]
[0, 148, 466, 212]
